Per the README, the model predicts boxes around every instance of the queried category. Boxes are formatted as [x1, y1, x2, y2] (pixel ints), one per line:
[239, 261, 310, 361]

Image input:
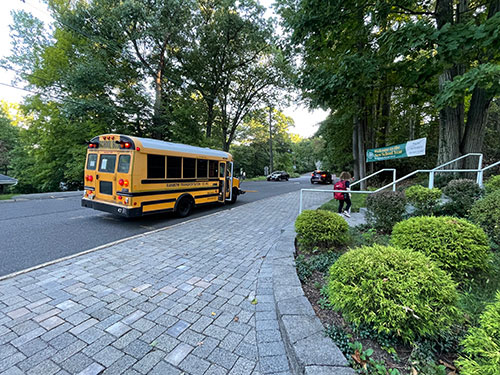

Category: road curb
[271, 224, 355, 375]
[0, 190, 83, 203]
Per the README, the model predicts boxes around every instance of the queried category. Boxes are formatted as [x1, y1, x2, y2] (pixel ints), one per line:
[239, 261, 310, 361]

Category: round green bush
[442, 179, 482, 217]
[295, 209, 348, 251]
[470, 190, 500, 249]
[456, 291, 500, 375]
[484, 175, 500, 195]
[327, 245, 458, 343]
[366, 191, 407, 233]
[391, 216, 490, 280]
[405, 185, 442, 215]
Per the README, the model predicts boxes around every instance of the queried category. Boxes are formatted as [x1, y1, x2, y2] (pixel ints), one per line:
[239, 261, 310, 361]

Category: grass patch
[0, 194, 15, 200]
[244, 176, 267, 181]
[319, 193, 368, 213]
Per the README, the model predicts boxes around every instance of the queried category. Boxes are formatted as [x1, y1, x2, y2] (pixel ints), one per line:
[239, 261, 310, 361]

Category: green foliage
[442, 179, 483, 218]
[469, 190, 500, 249]
[405, 185, 442, 216]
[484, 175, 500, 195]
[324, 324, 352, 354]
[348, 226, 390, 248]
[328, 245, 459, 343]
[0, 110, 19, 175]
[366, 191, 407, 233]
[295, 210, 348, 251]
[456, 292, 500, 375]
[391, 216, 490, 280]
[295, 254, 312, 282]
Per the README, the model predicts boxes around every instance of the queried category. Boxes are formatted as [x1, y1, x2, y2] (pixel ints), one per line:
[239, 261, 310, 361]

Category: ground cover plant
[484, 175, 500, 194]
[294, 203, 500, 374]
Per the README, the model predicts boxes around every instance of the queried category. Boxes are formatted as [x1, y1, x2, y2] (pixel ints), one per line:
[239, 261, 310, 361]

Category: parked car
[310, 170, 333, 184]
[267, 171, 290, 181]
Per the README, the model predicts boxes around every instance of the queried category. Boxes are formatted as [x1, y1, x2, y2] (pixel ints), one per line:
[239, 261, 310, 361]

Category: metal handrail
[482, 160, 500, 171]
[350, 168, 397, 191]
[429, 153, 483, 188]
[299, 188, 372, 213]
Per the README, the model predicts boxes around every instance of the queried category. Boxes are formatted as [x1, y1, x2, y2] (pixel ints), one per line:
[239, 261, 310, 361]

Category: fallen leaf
[233, 316, 239, 322]
[251, 298, 258, 305]
[197, 341, 204, 346]
[351, 350, 362, 365]
[211, 312, 216, 316]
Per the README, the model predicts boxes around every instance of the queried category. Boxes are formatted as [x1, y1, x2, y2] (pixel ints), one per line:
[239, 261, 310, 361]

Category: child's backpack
[334, 180, 346, 200]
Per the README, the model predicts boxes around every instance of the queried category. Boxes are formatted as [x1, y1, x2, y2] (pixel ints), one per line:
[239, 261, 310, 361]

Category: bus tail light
[118, 195, 122, 200]
[119, 179, 124, 186]
[86, 175, 93, 182]
[124, 197, 129, 204]
[124, 180, 129, 187]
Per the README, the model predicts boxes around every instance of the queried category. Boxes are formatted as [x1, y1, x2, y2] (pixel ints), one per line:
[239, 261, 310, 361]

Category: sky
[0, 0, 329, 138]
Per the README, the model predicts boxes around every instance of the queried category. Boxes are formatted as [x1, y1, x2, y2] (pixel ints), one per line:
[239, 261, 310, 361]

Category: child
[334, 171, 352, 217]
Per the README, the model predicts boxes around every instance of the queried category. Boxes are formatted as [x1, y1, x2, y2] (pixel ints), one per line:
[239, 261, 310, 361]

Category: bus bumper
[81, 198, 142, 217]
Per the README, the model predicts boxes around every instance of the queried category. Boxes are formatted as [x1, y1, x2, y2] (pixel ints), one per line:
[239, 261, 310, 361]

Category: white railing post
[299, 189, 303, 214]
[477, 154, 484, 187]
[392, 169, 396, 191]
[428, 171, 435, 189]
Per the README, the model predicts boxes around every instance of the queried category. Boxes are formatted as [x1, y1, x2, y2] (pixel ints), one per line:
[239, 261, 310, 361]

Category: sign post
[366, 138, 426, 162]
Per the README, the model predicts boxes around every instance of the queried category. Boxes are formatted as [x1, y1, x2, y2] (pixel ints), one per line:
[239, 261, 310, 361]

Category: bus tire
[230, 188, 238, 204]
[176, 195, 193, 218]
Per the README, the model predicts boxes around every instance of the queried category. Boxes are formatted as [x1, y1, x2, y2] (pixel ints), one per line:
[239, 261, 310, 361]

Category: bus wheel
[230, 188, 238, 204]
[176, 196, 193, 218]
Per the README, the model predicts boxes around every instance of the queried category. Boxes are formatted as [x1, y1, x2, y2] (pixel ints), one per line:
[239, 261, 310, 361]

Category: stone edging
[270, 224, 355, 375]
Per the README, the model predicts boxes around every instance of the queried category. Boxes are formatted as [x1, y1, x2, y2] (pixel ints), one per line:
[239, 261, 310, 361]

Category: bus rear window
[99, 154, 116, 173]
[167, 156, 182, 178]
[147, 154, 165, 178]
[118, 155, 131, 173]
[87, 154, 97, 170]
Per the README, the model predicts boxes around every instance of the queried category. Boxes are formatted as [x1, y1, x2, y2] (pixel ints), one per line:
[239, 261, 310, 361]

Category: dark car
[310, 170, 333, 184]
[267, 171, 290, 181]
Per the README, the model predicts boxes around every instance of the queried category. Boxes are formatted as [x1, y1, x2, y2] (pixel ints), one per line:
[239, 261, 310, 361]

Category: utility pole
[269, 106, 273, 173]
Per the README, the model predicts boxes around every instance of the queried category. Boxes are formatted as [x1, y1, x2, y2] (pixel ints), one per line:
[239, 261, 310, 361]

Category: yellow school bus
[81, 134, 244, 217]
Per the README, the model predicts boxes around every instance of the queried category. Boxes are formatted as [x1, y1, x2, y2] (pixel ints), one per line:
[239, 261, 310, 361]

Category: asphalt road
[0, 175, 322, 277]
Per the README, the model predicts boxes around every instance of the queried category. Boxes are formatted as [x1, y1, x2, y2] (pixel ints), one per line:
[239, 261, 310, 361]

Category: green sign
[366, 138, 426, 162]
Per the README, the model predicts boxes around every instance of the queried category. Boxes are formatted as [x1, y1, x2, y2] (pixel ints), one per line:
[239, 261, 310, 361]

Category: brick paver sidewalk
[0, 190, 331, 375]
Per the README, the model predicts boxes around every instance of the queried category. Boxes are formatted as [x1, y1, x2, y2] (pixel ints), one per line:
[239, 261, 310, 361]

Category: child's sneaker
[343, 211, 351, 218]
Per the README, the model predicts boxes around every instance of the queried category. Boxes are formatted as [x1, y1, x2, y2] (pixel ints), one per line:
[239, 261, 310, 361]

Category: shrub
[442, 179, 482, 217]
[484, 175, 500, 195]
[456, 291, 500, 375]
[327, 245, 458, 343]
[469, 190, 500, 249]
[405, 185, 442, 216]
[366, 191, 407, 233]
[391, 216, 490, 280]
[295, 209, 348, 251]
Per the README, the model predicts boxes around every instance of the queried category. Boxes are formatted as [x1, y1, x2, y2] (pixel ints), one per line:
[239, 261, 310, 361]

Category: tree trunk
[352, 103, 367, 190]
[152, 68, 164, 139]
[206, 99, 214, 138]
[461, 87, 492, 170]
[436, 0, 464, 168]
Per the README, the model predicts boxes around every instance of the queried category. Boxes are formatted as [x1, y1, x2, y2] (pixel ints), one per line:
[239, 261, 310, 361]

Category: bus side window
[118, 155, 131, 173]
[147, 154, 165, 178]
[209, 160, 218, 178]
[219, 163, 225, 178]
[197, 159, 208, 178]
[167, 156, 182, 178]
[183, 158, 195, 178]
[87, 154, 97, 170]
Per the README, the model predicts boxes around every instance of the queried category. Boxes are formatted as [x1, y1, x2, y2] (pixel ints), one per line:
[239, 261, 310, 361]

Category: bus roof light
[136, 147, 140, 151]
[124, 142, 131, 149]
